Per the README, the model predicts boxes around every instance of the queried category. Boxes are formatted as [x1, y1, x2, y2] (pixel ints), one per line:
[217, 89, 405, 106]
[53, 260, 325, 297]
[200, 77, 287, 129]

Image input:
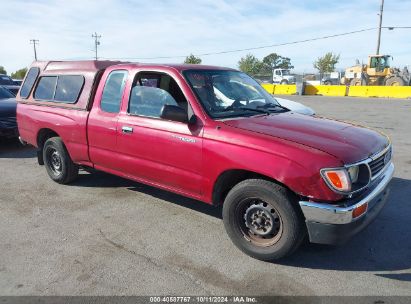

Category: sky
[1, 0, 410, 75]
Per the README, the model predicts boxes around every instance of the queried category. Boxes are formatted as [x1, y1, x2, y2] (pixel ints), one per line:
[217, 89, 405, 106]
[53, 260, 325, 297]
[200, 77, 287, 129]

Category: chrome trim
[18, 136, 27, 146]
[300, 162, 394, 225]
[370, 144, 392, 161]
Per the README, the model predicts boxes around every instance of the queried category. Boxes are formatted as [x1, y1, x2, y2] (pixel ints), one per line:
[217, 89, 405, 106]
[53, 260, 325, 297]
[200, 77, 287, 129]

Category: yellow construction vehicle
[342, 54, 410, 86]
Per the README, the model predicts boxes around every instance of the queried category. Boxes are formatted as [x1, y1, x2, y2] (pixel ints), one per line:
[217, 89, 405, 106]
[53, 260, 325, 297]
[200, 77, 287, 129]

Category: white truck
[272, 69, 296, 84]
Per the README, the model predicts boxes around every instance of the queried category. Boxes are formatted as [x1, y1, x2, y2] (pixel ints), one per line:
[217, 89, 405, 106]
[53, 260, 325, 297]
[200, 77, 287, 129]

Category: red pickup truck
[17, 61, 394, 261]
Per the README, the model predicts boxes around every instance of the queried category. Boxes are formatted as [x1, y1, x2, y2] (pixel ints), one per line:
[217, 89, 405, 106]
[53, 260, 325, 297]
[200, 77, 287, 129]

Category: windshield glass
[281, 70, 290, 75]
[184, 70, 286, 119]
[0, 75, 14, 85]
[0, 87, 15, 99]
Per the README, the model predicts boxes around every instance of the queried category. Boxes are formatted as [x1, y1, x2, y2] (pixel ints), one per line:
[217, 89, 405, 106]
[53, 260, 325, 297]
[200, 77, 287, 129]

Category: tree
[260, 53, 294, 75]
[11, 68, 28, 79]
[184, 54, 202, 64]
[238, 54, 263, 76]
[0, 66, 7, 75]
[313, 52, 340, 74]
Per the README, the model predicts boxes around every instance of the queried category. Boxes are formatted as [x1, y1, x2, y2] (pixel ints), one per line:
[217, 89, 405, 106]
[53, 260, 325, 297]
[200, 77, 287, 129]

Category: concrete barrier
[261, 83, 411, 98]
[261, 84, 296, 95]
[348, 86, 411, 98]
[273, 85, 296, 95]
[304, 85, 347, 96]
[261, 83, 275, 94]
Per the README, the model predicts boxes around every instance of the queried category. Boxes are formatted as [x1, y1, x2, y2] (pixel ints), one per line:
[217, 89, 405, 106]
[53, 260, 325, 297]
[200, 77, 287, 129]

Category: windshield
[281, 70, 290, 75]
[0, 86, 15, 99]
[184, 70, 287, 119]
[0, 75, 15, 85]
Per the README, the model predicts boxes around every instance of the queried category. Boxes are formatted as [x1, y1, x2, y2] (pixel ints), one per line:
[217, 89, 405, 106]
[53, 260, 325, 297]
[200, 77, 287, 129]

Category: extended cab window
[34, 75, 84, 103]
[128, 73, 187, 118]
[101, 70, 128, 113]
[34, 76, 57, 100]
[20, 67, 40, 99]
[54, 75, 84, 102]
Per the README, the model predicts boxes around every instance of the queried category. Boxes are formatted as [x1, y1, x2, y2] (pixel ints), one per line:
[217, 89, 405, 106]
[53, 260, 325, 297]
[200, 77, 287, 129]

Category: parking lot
[0, 96, 410, 296]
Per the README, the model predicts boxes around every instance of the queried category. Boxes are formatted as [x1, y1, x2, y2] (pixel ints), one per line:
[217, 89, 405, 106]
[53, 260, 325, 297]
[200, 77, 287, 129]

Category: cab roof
[31, 60, 235, 73]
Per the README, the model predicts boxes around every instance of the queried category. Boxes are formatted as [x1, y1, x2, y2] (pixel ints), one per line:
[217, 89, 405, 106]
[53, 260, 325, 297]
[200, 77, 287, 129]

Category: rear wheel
[280, 80, 288, 85]
[385, 76, 405, 86]
[223, 179, 305, 261]
[43, 137, 79, 184]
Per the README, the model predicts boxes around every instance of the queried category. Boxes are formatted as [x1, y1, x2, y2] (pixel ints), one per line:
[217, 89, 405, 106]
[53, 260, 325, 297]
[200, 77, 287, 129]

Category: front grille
[0, 117, 17, 129]
[369, 147, 391, 178]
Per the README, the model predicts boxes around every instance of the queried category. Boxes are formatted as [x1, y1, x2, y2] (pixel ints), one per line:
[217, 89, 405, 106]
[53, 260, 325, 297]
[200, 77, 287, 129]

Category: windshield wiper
[222, 106, 270, 115]
[256, 103, 289, 112]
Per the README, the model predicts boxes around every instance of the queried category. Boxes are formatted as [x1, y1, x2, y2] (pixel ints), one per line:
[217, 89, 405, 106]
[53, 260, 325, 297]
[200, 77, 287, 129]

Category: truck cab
[272, 69, 295, 84]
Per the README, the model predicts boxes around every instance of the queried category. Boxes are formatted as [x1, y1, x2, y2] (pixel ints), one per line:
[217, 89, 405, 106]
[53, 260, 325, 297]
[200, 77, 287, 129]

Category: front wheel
[223, 179, 305, 261]
[43, 137, 79, 184]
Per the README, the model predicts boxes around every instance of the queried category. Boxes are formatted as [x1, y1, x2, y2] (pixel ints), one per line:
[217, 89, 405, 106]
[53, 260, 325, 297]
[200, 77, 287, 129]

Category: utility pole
[30, 39, 39, 61]
[376, 0, 384, 55]
[92, 32, 101, 60]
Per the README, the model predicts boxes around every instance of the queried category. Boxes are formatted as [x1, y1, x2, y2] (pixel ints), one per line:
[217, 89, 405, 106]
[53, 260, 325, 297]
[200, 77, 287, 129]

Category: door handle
[122, 126, 133, 134]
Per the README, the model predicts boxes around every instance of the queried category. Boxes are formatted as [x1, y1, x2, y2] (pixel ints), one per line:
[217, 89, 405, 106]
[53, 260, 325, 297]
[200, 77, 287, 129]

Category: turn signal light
[352, 203, 368, 218]
[322, 169, 351, 192]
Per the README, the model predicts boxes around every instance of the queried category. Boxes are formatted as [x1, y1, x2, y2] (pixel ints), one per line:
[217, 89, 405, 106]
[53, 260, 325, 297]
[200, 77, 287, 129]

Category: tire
[385, 76, 405, 86]
[350, 78, 364, 86]
[323, 81, 332, 85]
[222, 179, 305, 261]
[43, 137, 79, 184]
[280, 80, 288, 85]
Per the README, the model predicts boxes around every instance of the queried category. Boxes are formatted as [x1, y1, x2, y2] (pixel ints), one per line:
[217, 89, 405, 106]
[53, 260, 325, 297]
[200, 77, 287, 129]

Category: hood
[0, 98, 17, 117]
[223, 112, 389, 164]
[275, 97, 315, 116]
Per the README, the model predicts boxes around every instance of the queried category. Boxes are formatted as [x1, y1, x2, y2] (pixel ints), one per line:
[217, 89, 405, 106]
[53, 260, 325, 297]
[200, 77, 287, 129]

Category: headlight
[321, 169, 351, 192]
[321, 164, 371, 194]
[348, 166, 359, 183]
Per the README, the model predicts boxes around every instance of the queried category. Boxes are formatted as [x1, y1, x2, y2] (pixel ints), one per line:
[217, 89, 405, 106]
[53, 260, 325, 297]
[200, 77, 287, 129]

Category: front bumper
[299, 162, 394, 245]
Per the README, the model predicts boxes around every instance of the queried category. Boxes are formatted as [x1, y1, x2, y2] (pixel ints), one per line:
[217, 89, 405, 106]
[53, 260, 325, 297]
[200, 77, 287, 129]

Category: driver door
[115, 71, 204, 198]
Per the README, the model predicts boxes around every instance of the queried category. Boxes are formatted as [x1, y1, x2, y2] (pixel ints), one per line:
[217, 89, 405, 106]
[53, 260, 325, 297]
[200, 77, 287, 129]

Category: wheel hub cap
[49, 150, 62, 173]
[244, 202, 280, 236]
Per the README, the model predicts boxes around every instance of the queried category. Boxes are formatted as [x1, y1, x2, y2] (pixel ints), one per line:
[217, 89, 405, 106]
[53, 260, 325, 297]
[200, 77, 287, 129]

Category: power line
[92, 32, 101, 60]
[101, 26, 410, 61]
[30, 39, 39, 61]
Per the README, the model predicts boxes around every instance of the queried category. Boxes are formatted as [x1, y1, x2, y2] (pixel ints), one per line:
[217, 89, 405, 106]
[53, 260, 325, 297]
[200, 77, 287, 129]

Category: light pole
[376, 0, 384, 55]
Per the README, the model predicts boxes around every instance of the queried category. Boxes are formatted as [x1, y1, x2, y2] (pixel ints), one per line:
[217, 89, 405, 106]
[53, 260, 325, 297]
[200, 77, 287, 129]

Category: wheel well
[36, 129, 60, 165]
[212, 169, 292, 206]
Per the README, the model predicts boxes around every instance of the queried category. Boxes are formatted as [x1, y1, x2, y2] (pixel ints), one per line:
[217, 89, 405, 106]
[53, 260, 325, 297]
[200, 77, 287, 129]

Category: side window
[54, 75, 84, 103]
[34, 76, 57, 100]
[32, 74, 84, 103]
[101, 70, 128, 113]
[21, 67, 40, 98]
[129, 86, 178, 118]
[128, 73, 187, 118]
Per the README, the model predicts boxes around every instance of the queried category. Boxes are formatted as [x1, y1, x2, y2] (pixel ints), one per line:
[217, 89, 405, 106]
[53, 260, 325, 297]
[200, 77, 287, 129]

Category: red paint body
[17, 61, 389, 204]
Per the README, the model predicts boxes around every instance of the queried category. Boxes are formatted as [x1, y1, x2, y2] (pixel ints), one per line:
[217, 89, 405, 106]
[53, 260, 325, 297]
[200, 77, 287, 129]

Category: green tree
[238, 54, 262, 76]
[184, 54, 202, 64]
[313, 52, 340, 74]
[0, 66, 7, 75]
[260, 53, 294, 75]
[11, 68, 28, 79]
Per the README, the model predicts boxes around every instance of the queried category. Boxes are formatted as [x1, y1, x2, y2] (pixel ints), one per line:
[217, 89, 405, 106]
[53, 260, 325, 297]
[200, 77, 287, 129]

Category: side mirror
[160, 105, 188, 123]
